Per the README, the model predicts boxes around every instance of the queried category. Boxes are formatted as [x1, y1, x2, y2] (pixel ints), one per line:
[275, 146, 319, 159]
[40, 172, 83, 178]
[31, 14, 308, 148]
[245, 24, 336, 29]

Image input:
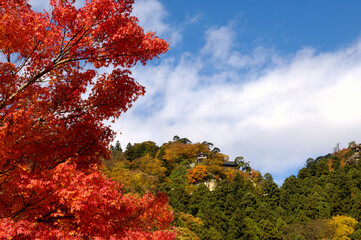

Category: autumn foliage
[187, 165, 208, 184]
[329, 215, 358, 240]
[0, 0, 174, 238]
[0, 163, 175, 239]
[162, 142, 209, 166]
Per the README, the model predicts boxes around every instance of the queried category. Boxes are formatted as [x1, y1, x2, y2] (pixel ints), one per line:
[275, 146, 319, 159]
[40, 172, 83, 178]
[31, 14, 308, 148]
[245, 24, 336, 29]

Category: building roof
[222, 161, 238, 167]
[351, 144, 361, 150]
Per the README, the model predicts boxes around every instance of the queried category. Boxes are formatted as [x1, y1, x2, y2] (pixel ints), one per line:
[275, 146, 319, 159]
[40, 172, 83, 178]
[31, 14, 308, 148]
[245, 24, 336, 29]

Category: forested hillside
[104, 138, 361, 239]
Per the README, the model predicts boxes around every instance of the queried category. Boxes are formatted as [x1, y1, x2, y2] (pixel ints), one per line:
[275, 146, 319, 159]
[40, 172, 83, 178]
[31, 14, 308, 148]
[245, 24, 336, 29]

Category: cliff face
[203, 179, 217, 191]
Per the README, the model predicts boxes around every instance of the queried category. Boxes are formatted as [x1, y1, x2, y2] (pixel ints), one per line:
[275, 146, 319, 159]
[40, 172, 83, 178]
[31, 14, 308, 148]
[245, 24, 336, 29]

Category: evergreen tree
[240, 217, 261, 240]
[114, 140, 122, 152]
[259, 219, 280, 240]
[168, 188, 190, 212]
[188, 184, 211, 216]
[304, 185, 330, 219]
[226, 208, 245, 240]
[199, 227, 223, 240]
[262, 173, 281, 208]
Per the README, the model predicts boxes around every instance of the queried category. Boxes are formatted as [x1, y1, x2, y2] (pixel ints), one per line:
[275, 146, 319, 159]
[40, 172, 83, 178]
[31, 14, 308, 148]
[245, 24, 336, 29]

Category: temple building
[222, 161, 239, 170]
[196, 152, 208, 163]
[350, 144, 361, 161]
[196, 152, 239, 169]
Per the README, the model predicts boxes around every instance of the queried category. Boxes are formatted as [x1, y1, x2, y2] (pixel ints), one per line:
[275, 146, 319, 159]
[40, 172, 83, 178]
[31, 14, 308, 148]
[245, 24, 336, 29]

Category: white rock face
[204, 179, 217, 191]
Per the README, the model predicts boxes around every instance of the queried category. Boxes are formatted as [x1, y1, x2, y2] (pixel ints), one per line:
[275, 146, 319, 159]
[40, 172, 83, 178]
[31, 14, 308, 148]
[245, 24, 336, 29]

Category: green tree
[351, 229, 361, 240]
[124, 141, 159, 161]
[241, 217, 261, 240]
[235, 156, 251, 172]
[226, 208, 245, 240]
[262, 173, 280, 208]
[280, 175, 305, 215]
[188, 184, 211, 216]
[168, 188, 190, 212]
[199, 227, 223, 240]
[304, 185, 330, 219]
[114, 140, 122, 152]
[259, 219, 280, 240]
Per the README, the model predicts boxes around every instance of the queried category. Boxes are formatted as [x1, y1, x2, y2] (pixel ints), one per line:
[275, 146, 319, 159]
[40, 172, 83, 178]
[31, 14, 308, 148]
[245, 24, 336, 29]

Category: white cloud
[201, 24, 283, 72]
[132, 0, 181, 46]
[132, 0, 167, 34]
[201, 25, 235, 59]
[114, 25, 361, 185]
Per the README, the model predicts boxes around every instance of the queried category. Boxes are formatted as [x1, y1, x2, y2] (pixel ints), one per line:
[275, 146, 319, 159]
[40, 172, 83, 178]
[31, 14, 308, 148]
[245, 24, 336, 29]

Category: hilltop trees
[0, 0, 175, 238]
[104, 137, 361, 239]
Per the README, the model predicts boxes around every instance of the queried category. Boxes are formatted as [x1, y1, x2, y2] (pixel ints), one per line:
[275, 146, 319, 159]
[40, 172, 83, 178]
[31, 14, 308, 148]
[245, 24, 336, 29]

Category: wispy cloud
[132, 0, 182, 46]
[201, 25, 236, 60]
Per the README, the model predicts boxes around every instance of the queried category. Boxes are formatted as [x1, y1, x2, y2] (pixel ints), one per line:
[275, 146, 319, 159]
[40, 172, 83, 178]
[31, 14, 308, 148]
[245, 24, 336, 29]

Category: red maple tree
[0, 0, 174, 238]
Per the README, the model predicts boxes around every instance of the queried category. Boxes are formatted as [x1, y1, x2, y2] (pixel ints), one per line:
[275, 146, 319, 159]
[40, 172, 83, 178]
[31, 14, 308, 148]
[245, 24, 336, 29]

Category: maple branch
[15, 40, 43, 76]
[12, 189, 56, 220]
[0, 70, 48, 109]
[6, 52, 10, 63]
[37, 214, 75, 223]
[0, 56, 71, 110]
[0, 160, 20, 176]
[15, 16, 54, 76]
[54, 10, 113, 64]
[53, 26, 85, 64]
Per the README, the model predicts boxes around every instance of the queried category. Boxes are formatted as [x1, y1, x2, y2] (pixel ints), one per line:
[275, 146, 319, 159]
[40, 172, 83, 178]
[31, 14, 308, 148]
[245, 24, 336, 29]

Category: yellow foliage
[104, 162, 140, 191]
[184, 184, 196, 194]
[175, 227, 201, 240]
[104, 155, 166, 192]
[131, 154, 167, 179]
[187, 165, 208, 184]
[175, 212, 203, 240]
[340, 158, 346, 168]
[328, 159, 334, 171]
[329, 215, 357, 240]
[225, 168, 237, 182]
[162, 142, 209, 164]
[211, 152, 228, 164]
[177, 212, 204, 228]
[206, 164, 224, 177]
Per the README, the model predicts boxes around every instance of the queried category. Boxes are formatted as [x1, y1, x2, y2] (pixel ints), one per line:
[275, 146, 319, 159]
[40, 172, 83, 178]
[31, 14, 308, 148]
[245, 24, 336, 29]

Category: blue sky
[29, 0, 361, 185]
[159, 1, 361, 55]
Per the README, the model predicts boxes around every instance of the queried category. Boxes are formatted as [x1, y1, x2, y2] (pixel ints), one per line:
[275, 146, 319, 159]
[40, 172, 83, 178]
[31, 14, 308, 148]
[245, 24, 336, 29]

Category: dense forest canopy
[106, 138, 361, 239]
